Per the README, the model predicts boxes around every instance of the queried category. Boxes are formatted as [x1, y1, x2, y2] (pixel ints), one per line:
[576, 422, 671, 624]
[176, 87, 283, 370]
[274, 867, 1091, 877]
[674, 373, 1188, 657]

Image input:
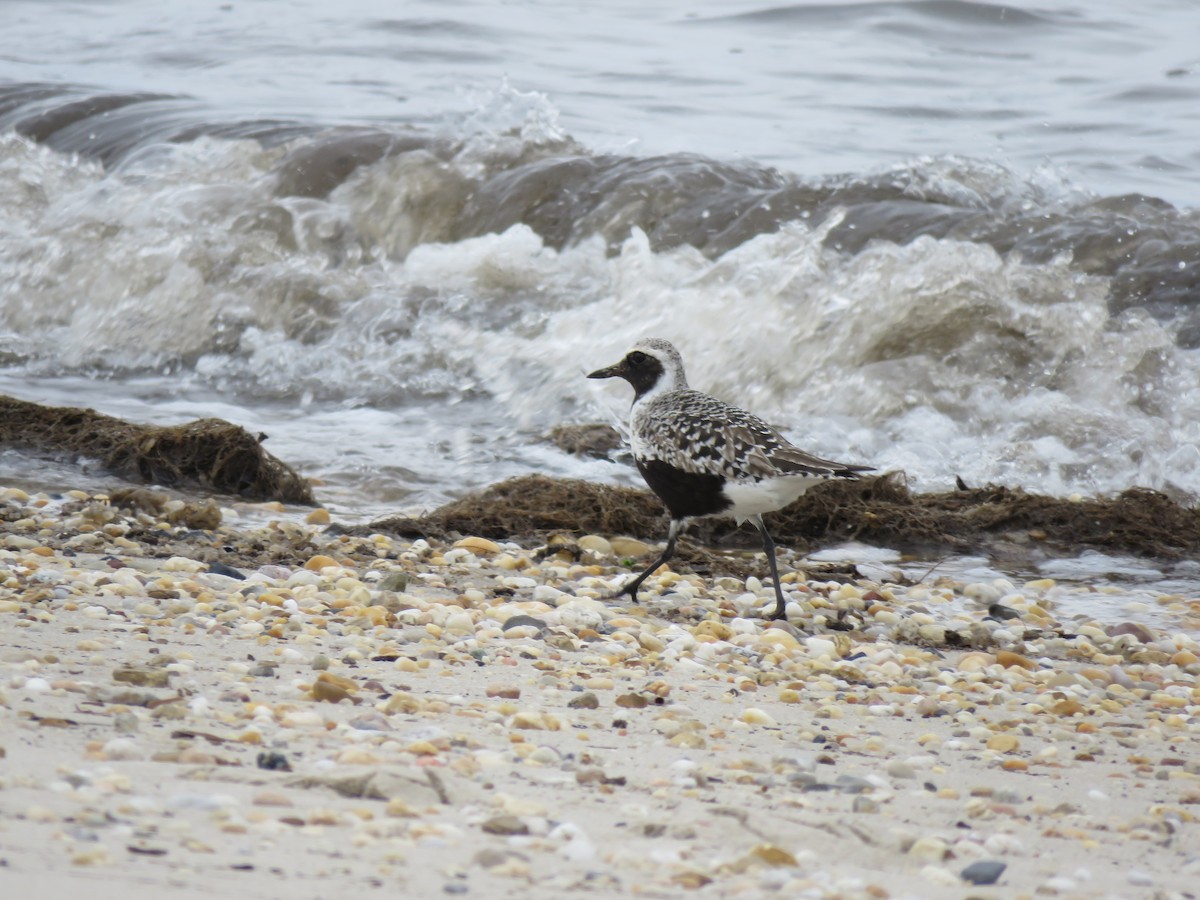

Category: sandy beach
[1, 484, 1198, 900]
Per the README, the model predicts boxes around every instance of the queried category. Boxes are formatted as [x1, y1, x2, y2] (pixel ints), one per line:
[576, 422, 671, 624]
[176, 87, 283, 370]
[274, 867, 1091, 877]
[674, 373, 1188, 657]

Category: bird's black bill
[587, 363, 622, 379]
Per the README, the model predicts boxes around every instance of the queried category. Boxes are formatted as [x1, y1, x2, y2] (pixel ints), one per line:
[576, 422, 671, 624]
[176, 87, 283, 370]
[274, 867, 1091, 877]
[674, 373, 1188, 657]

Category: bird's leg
[611, 519, 682, 603]
[751, 514, 788, 620]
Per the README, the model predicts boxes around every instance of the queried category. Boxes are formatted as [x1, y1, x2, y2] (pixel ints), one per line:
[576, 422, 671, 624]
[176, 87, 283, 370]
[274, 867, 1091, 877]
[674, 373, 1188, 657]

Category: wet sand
[1, 485, 1198, 899]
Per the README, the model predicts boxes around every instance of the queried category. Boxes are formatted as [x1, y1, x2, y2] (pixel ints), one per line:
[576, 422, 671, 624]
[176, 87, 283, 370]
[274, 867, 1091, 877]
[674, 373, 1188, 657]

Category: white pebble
[918, 865, 959, 887]
[805, 637, 837, 659]
[163, 556, 205, 573]
[282, 709, 325, 728]
[103, 738, 143, 760]
[168, 792, 238, 811]
[983, 833, 1024, 855]
[501, 576, 538, 590]
[443, 611, 475, 635]
[741, 708, 777, 726]
[528, 746, 561, 765]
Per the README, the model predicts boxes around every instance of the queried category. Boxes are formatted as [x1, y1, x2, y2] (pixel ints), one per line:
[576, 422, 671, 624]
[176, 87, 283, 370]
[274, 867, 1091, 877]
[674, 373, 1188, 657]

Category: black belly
[636, 458, 732, 520]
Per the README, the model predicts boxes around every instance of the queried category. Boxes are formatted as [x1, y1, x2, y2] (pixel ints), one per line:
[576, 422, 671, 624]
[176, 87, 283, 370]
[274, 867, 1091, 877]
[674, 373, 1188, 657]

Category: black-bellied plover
[588, 337, 872, 620]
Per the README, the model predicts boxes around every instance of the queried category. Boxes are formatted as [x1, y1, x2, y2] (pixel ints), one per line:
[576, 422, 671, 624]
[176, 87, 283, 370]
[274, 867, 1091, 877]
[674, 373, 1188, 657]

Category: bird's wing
[634, 391, 870, 481]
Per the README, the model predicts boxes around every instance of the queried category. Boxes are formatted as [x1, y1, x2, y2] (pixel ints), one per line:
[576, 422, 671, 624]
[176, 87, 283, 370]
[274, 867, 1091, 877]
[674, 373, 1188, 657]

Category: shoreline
[1, 484, 1198, 898]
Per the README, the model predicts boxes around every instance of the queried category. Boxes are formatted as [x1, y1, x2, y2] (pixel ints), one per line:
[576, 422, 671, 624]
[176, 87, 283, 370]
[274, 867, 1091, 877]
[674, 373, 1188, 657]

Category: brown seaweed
[366, 472, 1200, 564]
[0, 395, 313, 504]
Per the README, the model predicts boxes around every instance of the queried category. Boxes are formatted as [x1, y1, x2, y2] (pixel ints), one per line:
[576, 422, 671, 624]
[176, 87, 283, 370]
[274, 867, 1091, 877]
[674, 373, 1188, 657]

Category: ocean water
[2, 0, 1200, 530]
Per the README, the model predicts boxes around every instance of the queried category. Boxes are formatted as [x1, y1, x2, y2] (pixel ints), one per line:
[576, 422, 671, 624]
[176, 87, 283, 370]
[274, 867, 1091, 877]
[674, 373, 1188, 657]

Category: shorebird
[588, 338, 872, 620]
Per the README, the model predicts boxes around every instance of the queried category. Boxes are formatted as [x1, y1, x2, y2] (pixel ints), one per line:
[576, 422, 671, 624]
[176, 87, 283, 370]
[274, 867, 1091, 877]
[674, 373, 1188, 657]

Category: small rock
[615, 692, 648, 709]
[486, 685, 521, 699]
[304, 555, 340, 571]
[908, 836, 949, 862]
[916, 696, 943, 717]
[305, 508, 331, 525]
[577, 535, 613, 556]
[502, 615, 547, 633]
[256, 751, 291, 771]
[473, 847, 527, 869]
[167, 500, 221, 530]
[207, 561, 246, 580]
[749, 843, 797, 867]
[567, 692, 599, 709]
[961, 860, 1006, 885]
[102, 738, 143, 761]
[480, 814, 529, 836]
[804, 637, 838, 659]
[986, 734, 1020, 753]
[454, 536, 501, 555]
[252, 791, 293, 807]
[113, 667, 170, 688]
[995, 650, 1038, 670]
[377, 572, 409, 592]
[1106, 622, 1155, 643]
[609, 537, 652, 557]
[740, 708, 777, 726]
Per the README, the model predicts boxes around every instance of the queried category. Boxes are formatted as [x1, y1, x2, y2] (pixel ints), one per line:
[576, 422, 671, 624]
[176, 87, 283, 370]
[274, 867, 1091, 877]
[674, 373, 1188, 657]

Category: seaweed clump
[371, 472, 1200, 562]
[375, 474, 662, 540]
[0, 395, 314, 504]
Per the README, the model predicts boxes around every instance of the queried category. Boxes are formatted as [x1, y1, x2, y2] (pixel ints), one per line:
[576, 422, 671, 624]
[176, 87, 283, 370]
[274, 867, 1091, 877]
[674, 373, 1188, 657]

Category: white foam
[3, 132, 1200, 508]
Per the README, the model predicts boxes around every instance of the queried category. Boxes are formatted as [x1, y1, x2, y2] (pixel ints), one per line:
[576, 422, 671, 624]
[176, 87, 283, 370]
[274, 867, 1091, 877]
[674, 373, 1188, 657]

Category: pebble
[740, 708, 777, 726]
[608, 537, 652, 557]
[578, 535, 613, 556]
[567, 691, 599, 709]
[112, 667, 170, 688]
[454, 536, 501, 555]
[480, 814, 530, 835]
[986, 734, 1020, 753]
[961, 860, 1007, 885]
[1127, 869, 1154, 886]
[303, 554, 340, 571]
[995, 650, 1038, 670]
[305, 508, 331, 525]
[907, 836, 949, 862]
[101, 738, 143, 760]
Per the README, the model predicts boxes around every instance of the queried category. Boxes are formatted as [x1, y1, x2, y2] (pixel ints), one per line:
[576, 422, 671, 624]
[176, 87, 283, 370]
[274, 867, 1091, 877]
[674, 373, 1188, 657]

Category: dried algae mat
[0, 394, 313, 504]
[373, 473, 1200, 562]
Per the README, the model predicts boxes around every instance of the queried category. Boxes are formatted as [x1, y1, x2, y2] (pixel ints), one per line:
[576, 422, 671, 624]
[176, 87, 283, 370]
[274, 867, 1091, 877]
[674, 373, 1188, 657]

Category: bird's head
[587, 338, 688, 401]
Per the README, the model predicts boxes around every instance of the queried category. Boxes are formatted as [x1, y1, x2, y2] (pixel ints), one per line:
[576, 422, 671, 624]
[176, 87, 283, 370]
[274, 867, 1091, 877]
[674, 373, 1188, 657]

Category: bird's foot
[601, 580, 642, 604]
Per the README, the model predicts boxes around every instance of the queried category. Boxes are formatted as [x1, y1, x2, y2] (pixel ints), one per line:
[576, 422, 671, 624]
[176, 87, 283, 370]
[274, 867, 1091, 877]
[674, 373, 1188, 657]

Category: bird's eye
[627, 351, 648, 366]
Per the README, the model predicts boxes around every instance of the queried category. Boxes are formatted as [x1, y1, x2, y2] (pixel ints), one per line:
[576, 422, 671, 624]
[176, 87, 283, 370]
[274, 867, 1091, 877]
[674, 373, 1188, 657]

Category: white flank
[722, 474, 826, 524]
